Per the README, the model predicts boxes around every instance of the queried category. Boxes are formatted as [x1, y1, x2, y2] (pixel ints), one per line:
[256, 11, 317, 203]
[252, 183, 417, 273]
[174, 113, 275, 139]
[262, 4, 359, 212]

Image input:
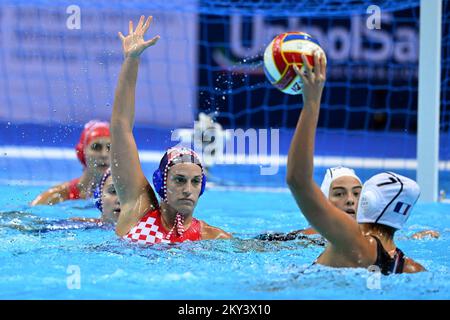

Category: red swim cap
[75, 120, 111, 167]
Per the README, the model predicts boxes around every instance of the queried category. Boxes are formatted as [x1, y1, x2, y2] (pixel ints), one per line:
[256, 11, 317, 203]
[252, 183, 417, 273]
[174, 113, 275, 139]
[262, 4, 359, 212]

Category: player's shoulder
[403, 258, 426, 273]
[200, 220, 232, 240]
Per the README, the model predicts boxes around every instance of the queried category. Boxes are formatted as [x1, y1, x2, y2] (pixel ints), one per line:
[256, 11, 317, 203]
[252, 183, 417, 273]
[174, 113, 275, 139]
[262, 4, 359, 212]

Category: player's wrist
[125, 54, 140, 59]
[302, 99, 321, 110]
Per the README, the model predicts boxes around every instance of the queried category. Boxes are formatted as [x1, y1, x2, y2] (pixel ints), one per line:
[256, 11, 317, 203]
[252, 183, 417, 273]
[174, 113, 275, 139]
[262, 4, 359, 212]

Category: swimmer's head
[93, 168, 120, 223]
[153, 147, 206, 215]
[321, 167, 362, 219]
[76, 120, 111, 173]
[357, 172, 420, 230]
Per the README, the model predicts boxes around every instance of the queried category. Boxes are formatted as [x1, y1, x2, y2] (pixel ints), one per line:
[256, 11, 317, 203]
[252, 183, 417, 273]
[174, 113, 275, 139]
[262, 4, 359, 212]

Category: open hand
[118, 15, 160, 58]
[293, 50, 326, 106]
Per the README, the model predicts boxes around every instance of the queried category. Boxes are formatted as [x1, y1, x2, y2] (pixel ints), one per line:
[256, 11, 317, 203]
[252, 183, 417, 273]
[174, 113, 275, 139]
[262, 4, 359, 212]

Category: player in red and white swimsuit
[110, 15, 231, 244]
[31, 120, 111, 206]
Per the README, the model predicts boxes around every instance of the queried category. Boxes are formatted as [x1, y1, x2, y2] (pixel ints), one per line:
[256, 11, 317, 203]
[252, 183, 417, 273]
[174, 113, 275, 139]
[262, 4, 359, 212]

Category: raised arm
[111, 16, 160, 235]
[285, 51, 367, 252]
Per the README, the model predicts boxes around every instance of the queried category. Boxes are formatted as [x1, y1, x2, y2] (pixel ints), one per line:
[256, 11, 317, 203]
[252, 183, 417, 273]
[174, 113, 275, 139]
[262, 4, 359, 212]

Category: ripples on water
[0, 187, 449, 299]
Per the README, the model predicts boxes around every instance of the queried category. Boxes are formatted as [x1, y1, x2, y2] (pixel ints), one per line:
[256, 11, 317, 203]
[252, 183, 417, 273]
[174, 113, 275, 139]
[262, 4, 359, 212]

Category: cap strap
[165, 213, 185, 240]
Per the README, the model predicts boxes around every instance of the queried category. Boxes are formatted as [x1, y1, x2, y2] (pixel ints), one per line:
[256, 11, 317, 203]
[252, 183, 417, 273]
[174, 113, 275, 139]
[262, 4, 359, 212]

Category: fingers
[143, 35, 160, 48]
[300, 50, 327, 83]
[313, 50, 321, 77]
[293, 64, 307, 85]
[301, 53, 313, 78]
[129, 20, 133, 34]
[128, 15, 152, 36]
[136, 15, 145, 34]
[299, 53, 312, 83]
[293, 64, 301, 76]
[142, 16, 152, 34]
[123, 15, 158, 53]
[320, 52, 327, 79]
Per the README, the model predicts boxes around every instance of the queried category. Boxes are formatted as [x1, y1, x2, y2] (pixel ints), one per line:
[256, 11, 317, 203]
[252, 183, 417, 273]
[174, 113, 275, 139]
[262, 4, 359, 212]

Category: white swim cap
[320, 166, 362, 197]
[356, 172, 420, 230]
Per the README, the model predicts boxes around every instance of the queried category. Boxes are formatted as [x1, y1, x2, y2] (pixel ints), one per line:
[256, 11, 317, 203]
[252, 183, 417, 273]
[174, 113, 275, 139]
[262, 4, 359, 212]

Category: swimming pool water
[1, 183, 449, 300]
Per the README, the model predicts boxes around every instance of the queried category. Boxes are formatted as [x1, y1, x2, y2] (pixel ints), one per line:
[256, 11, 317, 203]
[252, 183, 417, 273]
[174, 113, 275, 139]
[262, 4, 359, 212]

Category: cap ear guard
[93, 167, 111, 213]
[152, 169, 165, 200]
[320, 168, 333, 197]
[93, 186, 102, 211]
[200, 173, 206, 196]
[357, 184, 383, 224]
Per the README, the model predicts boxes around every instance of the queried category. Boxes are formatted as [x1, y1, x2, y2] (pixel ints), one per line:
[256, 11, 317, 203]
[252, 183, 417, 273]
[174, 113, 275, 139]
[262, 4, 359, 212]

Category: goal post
[417, 0, 442, 202]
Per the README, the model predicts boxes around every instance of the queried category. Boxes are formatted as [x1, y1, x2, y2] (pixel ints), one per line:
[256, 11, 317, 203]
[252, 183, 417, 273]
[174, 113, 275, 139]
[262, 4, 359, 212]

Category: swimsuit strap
[392, 247, 406, 274]
[371, 235, 405, 275]
[165, 213, 185, 240]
